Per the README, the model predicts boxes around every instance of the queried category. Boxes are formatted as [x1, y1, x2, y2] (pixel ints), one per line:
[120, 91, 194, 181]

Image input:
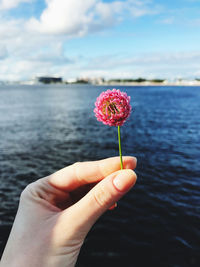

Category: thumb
[67, 169, 137, 234]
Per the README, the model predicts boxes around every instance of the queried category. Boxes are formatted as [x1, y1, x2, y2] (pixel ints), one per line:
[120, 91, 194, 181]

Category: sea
[0, 84, 199, 267]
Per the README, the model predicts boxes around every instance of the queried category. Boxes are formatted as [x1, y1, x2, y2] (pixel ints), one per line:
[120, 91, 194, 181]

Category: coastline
[2, 80, 200, 87]
[97, 81, 200, 87]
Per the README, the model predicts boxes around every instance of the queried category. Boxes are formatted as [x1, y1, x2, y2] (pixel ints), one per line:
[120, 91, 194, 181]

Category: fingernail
[113, 170, 137, 192]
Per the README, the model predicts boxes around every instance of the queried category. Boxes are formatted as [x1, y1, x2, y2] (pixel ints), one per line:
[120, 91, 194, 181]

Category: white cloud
[1, 0, 198, 81]
[1, 44, 200, 81]
[0, 58, 54, 80]
[0, 0, 32, 10]
[0, 45, 8, 59]
[127, 0, 162, 17]
[0, 16, 74, 80]
[160, 17, 174, 24]
[86, 51, 200, 69]
[26, 0, 161, 36]
[79, 51, 200, 80]
[0, 18, 23, 41]
[27, 0, 99, 36]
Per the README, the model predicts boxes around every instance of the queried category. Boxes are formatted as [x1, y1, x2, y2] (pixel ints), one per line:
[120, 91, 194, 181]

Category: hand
[1, 157, 137, 267]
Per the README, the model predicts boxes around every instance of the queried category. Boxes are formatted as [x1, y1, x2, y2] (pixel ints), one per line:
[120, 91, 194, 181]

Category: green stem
[118, 125, 123, 169]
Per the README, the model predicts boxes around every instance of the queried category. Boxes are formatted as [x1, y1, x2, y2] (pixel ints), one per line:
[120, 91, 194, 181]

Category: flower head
[94, 89, 131, 126]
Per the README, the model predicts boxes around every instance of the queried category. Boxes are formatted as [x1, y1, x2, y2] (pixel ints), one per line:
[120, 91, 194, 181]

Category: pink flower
[94, 89, 131, 126]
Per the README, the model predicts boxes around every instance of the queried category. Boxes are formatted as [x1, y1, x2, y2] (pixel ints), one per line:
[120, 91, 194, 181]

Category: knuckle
[93, 184, 112, 208]
[73, 162, 81, 169]
[73, 162, 85, 184]
[72, 162, 81, 175]
[20, 182, 36, 201]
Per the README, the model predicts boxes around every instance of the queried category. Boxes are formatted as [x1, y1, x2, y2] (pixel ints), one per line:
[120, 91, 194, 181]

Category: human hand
[0, 157, 137, 267]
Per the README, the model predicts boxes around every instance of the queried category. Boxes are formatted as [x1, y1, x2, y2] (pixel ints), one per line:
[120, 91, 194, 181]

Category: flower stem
[118, 125, 123, 169]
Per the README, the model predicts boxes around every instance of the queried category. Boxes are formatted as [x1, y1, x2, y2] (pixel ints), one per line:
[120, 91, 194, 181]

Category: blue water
[0, 84, 200, 266]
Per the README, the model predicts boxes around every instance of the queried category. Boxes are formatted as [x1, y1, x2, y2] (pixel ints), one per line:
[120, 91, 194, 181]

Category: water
[0, 84, 200, 266]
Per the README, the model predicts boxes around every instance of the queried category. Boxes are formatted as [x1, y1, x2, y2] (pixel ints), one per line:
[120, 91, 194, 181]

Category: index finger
[48, 156, 137, 191]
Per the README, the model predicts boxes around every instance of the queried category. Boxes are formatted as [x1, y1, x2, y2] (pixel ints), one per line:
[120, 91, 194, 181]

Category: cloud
[79, 51, 200, 79]
[0, 0, 31, 10]
[0, 45, 8, 59]
[27, 0, 120, 36]
[1, 0, 197, 81]
[26, 0, 161, 36]
[0, 18, 23, 40]
[0, 58, 55, 80]
[160, 17, 174, 25]
[0, 16, 74, 80]
[120, 52, 200, 66]
[127, 0, 162, 17]
[86, 51, 200, 69]
[28, 42, 73, 65]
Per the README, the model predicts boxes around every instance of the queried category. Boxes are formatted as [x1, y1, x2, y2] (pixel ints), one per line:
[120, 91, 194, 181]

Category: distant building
[36, 76, 63, 84]
[90, 77, 105, 85]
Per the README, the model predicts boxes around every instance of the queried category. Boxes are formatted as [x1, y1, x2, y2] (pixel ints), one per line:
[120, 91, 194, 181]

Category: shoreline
[97, 81, 200, 87]
[1, 81, 200, 87]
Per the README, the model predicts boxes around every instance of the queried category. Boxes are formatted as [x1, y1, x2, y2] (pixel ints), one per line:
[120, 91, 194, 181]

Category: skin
[0, 156, 137, 267]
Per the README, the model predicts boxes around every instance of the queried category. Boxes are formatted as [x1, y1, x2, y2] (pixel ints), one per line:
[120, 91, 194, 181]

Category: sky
[1, 0, 200, 81]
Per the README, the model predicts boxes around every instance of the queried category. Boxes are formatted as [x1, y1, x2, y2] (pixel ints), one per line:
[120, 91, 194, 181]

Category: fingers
[48, 156, 137, 191]
[61, 169, 137, 235]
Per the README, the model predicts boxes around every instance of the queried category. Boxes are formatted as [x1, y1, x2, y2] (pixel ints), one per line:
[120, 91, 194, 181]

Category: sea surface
[0, 84, 199, 267]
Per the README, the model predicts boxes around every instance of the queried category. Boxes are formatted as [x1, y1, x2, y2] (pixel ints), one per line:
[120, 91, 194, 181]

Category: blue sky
[0, 0, 200, 81]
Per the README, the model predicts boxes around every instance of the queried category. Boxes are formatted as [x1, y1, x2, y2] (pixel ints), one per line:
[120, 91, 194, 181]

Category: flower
[94, 89, 131, 126]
